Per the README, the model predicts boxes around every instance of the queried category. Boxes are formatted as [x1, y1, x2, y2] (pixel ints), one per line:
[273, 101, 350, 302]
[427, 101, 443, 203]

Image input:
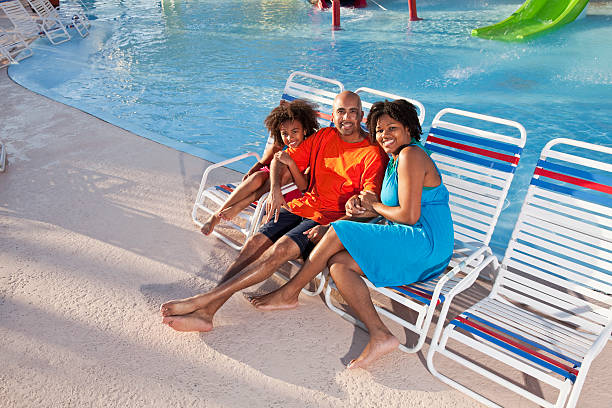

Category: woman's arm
[362, 147, 426, 225]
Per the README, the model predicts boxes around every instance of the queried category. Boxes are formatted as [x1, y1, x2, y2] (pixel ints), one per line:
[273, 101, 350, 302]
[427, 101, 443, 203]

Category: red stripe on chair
[217, 185, 257, 209]
[535, 168, 612, 195]
[317, 112, 332, 121]
[397, 285, 441, 305]
[455, 316, 579, 376]
[427, 135, 519, 165]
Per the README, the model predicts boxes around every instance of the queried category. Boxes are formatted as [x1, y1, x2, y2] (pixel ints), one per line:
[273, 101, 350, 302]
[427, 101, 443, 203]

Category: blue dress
[331, 144, 454, 287]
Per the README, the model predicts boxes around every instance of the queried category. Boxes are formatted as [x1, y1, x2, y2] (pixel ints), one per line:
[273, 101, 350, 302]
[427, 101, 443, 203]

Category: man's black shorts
[258, 209, 319, 259]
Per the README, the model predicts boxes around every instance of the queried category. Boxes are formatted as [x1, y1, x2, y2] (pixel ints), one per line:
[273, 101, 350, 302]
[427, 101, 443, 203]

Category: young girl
[200, 99, 320, 235]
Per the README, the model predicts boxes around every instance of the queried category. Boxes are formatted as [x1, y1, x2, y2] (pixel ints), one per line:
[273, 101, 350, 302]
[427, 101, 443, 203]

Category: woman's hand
[304, 225, 329, 243]
[359, 190, 380, 212]
[345, 194, 366, 217]
[274, 151, 293, 166]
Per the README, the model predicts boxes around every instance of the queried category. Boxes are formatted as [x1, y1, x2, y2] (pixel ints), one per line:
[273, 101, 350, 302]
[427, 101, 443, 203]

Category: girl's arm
[362, 146, 426, 225]
[275, 151, 308, 191]
[243, 142, 282, 180]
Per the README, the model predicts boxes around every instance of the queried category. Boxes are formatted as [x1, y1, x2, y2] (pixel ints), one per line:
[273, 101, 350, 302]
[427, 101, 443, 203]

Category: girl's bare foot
[249, 288, 299, 311]
[162, 309, 213, 332]
[347, 333, 399, 369]
[201, 214, 221, 235]
[218, 208, 233, 221]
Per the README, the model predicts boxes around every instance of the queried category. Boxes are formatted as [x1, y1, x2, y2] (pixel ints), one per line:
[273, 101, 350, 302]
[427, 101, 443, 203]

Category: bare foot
[249, 288, 299, 311]
[347, 333, 399, 369]
[162, 309, 213, 332]
[201, 214, 221, 235]
[218, 208, 233, 221]
[160, 296, 201, 317]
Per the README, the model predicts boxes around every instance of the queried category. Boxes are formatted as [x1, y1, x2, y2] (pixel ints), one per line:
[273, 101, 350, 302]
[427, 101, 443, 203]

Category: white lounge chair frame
[25, 0, 71, 44]
[0, 141, 6, 172]
[0, 30, 33, 66]
[325, 108, 527, 353]
[354, 86, 426, 126]
[192, 71, 344, 296]
[57, 0, 90, 37]
[0, 0, 42, 40]
[427, 138, 612, 408]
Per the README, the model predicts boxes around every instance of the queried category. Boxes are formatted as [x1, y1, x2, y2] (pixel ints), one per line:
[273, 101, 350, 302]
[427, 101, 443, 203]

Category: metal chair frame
[427, 138, 612, 408]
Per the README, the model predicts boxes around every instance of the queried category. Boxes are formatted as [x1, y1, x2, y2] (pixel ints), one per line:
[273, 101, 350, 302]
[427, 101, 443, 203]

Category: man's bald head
[332, 91, 364, 140]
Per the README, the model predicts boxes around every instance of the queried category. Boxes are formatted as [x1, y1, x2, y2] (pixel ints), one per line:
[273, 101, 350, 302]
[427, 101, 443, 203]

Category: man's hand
[304, 225, 329, 243]
[265, 187, 286, 223]
[358, 190, 380, 212]
[345, 194, 366, 217]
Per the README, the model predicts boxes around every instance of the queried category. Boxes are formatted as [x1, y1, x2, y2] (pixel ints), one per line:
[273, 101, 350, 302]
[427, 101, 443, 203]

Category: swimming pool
[8, 0, 612, 254]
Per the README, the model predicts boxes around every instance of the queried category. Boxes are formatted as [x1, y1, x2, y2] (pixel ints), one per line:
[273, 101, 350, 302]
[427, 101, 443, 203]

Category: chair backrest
[425, 108, 527, 246]
[496, 138, 612, 334]
[281, 71, 344, 129]
[355, 87, 426, 131]
[26, 0, 60, 20]
[0, 0, 40, 37]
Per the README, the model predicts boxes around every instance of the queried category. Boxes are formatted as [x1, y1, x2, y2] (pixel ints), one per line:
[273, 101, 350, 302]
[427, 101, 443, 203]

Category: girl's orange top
[285, 127, 388, 225]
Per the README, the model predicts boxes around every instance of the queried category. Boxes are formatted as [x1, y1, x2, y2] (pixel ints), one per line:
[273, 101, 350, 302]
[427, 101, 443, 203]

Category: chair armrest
[196, 152, 261, 197]
[435, 245, 497, 300]
[585, 319, 612, 361]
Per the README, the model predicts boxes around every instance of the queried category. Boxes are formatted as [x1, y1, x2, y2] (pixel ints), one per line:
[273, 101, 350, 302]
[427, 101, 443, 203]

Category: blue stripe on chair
[531, 178, 612, 208]
[281, 94, 296, 101]
[408, 284, 446, 304]
[452, 319, 577, 382]
[425, 143, 516, 174]
[537, 160, 612, 187]
[389, 286, 432, 305]
[463, 312, 582, 367]
[430, 127, 523, 155]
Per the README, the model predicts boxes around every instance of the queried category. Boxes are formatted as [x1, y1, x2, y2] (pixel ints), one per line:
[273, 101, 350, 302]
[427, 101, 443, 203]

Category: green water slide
[472, 0, 589, 41]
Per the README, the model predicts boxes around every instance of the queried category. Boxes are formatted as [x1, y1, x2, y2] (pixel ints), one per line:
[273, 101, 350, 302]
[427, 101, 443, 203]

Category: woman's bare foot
[347, 333, 399, 369]
[201, 213, 221, 235]
[162, 309, 213, 332]
[249, 288, 299, 311]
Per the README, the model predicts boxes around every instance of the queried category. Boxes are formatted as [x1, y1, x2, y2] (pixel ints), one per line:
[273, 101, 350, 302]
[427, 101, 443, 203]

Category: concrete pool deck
[1, 67, 610, 407]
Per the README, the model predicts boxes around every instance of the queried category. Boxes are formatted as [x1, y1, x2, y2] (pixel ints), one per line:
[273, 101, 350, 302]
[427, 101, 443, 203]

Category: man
[160, 91, 388, 332]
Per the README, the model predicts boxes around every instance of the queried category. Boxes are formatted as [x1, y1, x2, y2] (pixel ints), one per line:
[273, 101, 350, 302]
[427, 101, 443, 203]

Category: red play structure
[318, 0, 420, 30]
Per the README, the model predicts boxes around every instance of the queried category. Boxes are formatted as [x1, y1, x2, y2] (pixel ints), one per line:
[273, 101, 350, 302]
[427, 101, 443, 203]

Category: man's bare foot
[249, 288, 299, 311]
[160, 296, 201, 317]
[201, 214, 221, 235]
[162, 309, 213, 332]
[347, 333, 399, 369]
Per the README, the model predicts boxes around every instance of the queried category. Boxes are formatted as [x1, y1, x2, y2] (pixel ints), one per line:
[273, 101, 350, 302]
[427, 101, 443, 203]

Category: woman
[251, 99, 454, 369]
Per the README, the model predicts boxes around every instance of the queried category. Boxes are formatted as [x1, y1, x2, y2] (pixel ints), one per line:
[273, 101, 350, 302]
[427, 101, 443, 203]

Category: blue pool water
[8, 0, 612, 254]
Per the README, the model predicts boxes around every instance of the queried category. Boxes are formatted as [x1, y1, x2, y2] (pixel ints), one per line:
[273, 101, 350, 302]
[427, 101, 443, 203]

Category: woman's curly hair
[365, 99, 422, 143]
[264, 99, 320, 146]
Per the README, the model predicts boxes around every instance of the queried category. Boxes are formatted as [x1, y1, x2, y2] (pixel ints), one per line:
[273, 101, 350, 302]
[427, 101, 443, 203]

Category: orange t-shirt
[285, 127, 388, 225]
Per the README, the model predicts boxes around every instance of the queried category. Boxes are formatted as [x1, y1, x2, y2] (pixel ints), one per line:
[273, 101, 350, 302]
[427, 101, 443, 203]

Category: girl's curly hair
[365, 99, 422, 143]
[264, 99, 320, 146]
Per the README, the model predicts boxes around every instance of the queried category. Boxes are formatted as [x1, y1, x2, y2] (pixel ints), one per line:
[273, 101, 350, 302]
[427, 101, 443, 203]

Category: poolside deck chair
[325, 108, 527, 353]
[56, 0, 90, 38]
[0, 0, 42, 40]
[0, 30, 33, 66]
[25, 0, 71, 44]
[192, 71, 344, 296]
[355, 86, 426, 127]
[0, 141, 6, 172]
[427, 138, 612, 408]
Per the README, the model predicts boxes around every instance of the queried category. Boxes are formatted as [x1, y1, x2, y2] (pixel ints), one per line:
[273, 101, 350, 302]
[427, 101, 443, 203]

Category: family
[160, 91, 454, 369]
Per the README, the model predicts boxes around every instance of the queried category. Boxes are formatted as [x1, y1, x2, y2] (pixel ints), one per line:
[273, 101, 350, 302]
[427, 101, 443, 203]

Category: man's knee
[268, 236, 301, 261]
